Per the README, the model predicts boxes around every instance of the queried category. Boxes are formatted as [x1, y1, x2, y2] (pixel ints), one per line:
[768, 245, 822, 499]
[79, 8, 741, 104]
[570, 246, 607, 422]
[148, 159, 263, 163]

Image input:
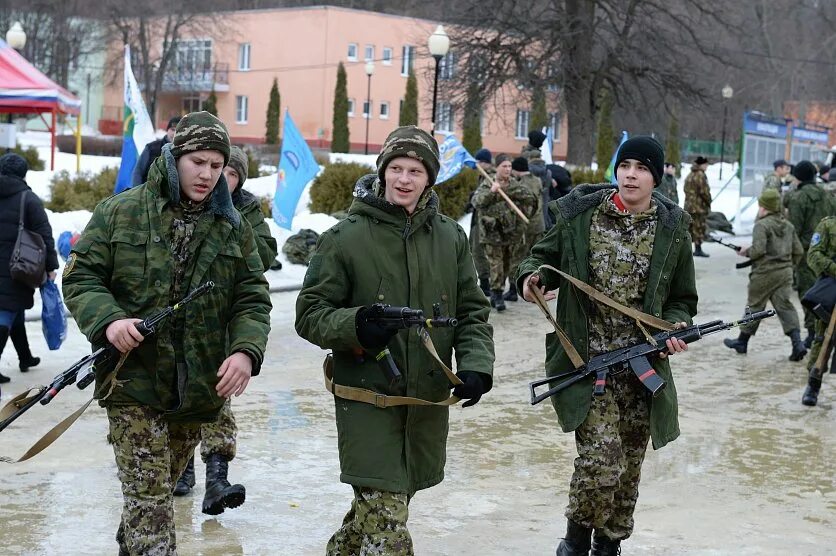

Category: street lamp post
[5, 23, 26, 127]
[719, 84, 734, 180]
[427, 25, 450, 136]
[364, 61, 374, 155]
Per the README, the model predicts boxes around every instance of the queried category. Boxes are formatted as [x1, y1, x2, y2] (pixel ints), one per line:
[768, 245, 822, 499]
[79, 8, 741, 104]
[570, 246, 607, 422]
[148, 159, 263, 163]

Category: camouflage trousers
[199, 398, 237, 461]
[566, 371, 650, 541]
[740, 269, 800, 335]
[470, 211, 490, 282]
[512, 231, 543, 276]
[326, 486, 414, 555]
[795, 258, 818, 331]
[108, 405, 202, 556]
[484, 243, 517, 291]
[688, 212, 707, 243]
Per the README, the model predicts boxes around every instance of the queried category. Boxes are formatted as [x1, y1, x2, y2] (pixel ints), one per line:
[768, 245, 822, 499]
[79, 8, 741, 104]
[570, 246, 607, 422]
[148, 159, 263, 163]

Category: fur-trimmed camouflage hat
[227, 145, 249, 189]
[376, 126, 440, 186]
[170, 111, 231, 166]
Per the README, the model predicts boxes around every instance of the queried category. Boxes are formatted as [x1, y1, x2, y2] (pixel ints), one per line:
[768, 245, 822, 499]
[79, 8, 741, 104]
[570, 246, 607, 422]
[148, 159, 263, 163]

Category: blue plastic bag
[57, 231, 74, 262]
[41, 280, 67, 350]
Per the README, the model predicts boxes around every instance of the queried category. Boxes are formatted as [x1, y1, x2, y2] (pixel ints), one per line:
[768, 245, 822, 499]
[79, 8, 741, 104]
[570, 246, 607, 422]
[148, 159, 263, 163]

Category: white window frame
[437, 102, 454, 133]
[348, 98, 355, 117]
[380, 101, 390, 119]
[236, 95, 248, 124]
[364, 44, 375, 62]
[238, 43, 251, 71]
[382, 47, 393, 65]
[363, 99, 372, 119]
[347, 43, 358, 61]
[439, 51, 455, 80]
[549, 112, 562, 142]
[515, 109, 530, 139]
[401, 45, 414, 76]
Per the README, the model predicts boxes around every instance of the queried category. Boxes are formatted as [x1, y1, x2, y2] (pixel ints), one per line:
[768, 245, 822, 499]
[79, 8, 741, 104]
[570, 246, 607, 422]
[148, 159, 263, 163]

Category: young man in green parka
[62, 112, 272, 555]
[517, 136, 697, 555]
[295, 126, 495, 555]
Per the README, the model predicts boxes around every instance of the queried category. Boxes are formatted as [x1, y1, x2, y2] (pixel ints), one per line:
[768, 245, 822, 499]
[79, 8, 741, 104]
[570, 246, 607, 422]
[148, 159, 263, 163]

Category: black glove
[452, 371, 491, 408]
[355, 306, 398, 350]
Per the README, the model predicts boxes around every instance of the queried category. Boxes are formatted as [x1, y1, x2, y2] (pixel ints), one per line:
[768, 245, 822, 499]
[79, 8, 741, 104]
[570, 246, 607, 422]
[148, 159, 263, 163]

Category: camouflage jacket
[808, 216, 836, 277]
[787, 182, 836, 250]
[748, 212, 803, 275]
[763, 171, 783, 192]
[516, 174, 545, 235]
[520, 143, 542, 161]
[295, 174, 494, 493]
[62, 146, 272, 422]
[233, 188, 278, 270]
[657, 173, 679, 205]
[516, 184, 697, 450]
[472, 178, 539, 245]
[683, 166, 711, 215]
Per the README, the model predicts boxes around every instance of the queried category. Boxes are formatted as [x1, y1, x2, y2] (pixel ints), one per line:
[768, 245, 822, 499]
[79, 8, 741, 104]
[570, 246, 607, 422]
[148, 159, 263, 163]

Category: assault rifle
[707, 234, 752, 269]
[359, 303, 458, 388]
[0, 281, 214, 433]
[529, 309, 776, 405]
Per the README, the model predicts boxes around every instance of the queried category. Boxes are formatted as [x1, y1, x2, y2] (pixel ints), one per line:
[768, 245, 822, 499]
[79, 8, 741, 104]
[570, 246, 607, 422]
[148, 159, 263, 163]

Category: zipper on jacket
[402, 216, 412, 239]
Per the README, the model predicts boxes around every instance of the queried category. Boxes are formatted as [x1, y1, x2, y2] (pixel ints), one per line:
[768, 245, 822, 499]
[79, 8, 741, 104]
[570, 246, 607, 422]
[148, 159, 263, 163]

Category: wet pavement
[0, 243, 834, 555]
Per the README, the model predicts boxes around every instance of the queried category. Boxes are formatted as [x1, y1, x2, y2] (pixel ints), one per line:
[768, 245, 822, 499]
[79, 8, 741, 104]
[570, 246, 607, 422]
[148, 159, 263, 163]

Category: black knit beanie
[511, 157, 529, 172]
[528, 130, 546, 148]
[614, 136, 665, 186]
[792, 160, 817, 184]
[0, 153, 28, 179]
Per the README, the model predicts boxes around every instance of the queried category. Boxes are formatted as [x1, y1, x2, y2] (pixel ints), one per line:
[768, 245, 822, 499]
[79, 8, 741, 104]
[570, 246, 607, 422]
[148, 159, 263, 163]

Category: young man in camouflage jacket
[63, 112, 272, 555]
[684, 156, 711, 257]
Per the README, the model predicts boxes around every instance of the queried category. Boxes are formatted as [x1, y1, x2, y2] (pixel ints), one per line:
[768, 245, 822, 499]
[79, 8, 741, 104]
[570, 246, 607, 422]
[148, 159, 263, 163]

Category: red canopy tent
[0, 37, 82, 170]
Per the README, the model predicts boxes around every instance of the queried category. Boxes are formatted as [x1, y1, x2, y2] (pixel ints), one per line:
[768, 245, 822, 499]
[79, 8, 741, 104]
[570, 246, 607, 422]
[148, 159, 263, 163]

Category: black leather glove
[452, 371, 491, 408]
[355, 306, 398, 350]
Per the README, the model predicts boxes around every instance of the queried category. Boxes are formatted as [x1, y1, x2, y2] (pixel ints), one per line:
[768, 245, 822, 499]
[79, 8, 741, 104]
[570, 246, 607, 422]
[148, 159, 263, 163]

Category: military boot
[555, 519, 592, 556]
[503, 283, 519, 302]
[788, 329, 808, 361]
[591, 536, 621, 556]
[802, 376, 822, 406]
[479, 277, 491, 297]
[723, 332, 750, 354]
[202, 454, 245, 515]
[0, 326, 10, 384]
[804, 328, 815, 349]
[491, 290, 506, 312]
[173, 456, 195, 496]
[693, 244, 710, 257]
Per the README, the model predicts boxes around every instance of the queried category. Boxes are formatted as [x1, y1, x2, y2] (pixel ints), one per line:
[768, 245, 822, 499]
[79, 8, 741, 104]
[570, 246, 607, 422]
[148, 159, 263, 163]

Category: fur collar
[555, 183, 686, 230]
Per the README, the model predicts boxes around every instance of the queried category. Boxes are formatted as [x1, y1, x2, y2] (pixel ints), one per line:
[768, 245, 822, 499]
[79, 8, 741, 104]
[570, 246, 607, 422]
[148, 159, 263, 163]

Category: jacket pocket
[110, 229, 148, 296]
[212, 243, 243, 289]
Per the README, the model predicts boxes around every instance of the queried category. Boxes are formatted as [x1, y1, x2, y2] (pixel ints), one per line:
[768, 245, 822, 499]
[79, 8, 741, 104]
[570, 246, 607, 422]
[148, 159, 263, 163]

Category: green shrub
[57, 135, 122, 157]
[309, 162, 373, 214]
[435, 168, 478, 221]
[46, 167, 119, 212]
[246, 149, 261, 179]
[571, 167, 607, 186]
[314, 152, 331, 167]
[259, 196, 272, 218]
[12, 145, 44, 171]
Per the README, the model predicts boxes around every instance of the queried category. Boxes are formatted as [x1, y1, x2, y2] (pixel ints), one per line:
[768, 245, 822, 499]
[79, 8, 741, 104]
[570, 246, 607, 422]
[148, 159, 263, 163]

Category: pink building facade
[102, 6, 568, 159]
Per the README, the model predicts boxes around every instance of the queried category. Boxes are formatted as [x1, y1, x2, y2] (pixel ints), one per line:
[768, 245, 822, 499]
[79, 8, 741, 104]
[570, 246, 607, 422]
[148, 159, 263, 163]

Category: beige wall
[103, 6, 568, 160]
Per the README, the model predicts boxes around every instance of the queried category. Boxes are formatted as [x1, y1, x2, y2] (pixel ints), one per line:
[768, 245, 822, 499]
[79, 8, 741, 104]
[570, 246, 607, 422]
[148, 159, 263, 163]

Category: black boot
[802, 376, 822, 406]
[693, 244, 710, 257]
[723, 332, 750, 354]
[491, 290, 506, 312]
[173, 456, 195, 496]
[804, 328, 815, 349]
[788, 329, 808, 361]
[591, 536, 621, 556]
[202, 453, 245, 515]
[556, 519, 592, 556]
[0, 325, 10, 384]
[479, 277, 491, 297]
[503, 283, 519, 302]
[11, 319, 39, 372]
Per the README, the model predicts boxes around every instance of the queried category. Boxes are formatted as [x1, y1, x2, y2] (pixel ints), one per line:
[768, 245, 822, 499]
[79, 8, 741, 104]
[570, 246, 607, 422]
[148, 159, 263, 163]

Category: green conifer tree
[595, 89, 615, 167]
[331, 62, 350, 153]
[399, 70, 418, 126]
[462, 83, 482, 154]
[666, 116, 682, 177]
[265, 78, 281, 144]
[203, 88, 218, 117]
[530, 85, 549, 133]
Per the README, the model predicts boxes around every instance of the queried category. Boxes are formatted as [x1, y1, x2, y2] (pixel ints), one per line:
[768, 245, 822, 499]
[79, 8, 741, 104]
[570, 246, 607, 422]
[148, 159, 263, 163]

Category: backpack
[282, 229, 320, 265]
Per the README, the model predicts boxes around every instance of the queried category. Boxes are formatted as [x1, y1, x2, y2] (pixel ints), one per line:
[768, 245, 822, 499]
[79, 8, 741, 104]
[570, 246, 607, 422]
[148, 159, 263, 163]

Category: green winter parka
[515, 184, 698, 449]
[233, 187, 278, 270]
[62, 146, 272, 422]
[295, 174, 495, 494]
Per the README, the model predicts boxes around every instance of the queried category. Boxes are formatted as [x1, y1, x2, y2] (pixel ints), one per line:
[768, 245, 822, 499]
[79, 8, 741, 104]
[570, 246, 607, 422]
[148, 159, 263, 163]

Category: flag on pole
[115, 45, 155, 193]
[273, 111, 319, 230]
[604, 130, 629, 184]
[541, 126, 554, 164]
[435, 134, 477, 185]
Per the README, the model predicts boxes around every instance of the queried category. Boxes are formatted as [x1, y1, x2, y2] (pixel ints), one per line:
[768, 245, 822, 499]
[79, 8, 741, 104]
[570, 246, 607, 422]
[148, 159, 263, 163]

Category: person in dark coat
[130, 116, 181, 187]
[0, 153, 58, 383]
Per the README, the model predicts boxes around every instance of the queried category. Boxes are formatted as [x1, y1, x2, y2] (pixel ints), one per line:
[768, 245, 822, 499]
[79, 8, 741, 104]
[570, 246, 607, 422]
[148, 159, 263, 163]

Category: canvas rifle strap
[813, 304, 836, 374]
[0, 353, 128, 464]
[324, 327, 464, 408]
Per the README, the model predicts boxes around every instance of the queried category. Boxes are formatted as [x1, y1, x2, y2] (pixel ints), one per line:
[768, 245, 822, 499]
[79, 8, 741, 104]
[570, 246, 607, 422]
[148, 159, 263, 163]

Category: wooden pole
[474, 163, 530, 225]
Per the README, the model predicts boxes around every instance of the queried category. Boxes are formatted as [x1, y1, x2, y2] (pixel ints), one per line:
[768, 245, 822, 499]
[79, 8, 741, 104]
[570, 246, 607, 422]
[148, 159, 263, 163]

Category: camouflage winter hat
[227, 145, 249, 189]
[170, 111, 231, 166]
[376, 126, 440, 186]
[758, 188, 781, 213]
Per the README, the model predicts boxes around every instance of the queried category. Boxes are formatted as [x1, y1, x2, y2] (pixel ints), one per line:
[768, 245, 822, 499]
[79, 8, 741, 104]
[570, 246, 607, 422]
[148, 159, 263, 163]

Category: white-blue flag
[115, 45, 155, 193]
[435, 134, 477, 185]
[273, 111, 319, 230]
[541, 126, 554, 164]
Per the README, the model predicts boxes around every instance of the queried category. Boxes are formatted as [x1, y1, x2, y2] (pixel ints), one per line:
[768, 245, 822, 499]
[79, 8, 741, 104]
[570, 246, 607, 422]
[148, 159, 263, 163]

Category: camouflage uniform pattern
[763, 171, 783, 193]
[108, 405, 202, 555]
[327, 487, 413, 556]
[469, 172, 492, 284]
[199, 399, 237, 461]
[683, 166, 711, 242]
[739, 213, 803, 335]
[234, 188, 278, 270]
[283, 228, 320, 265]
[520, 144, 542, 161]
[806, 217, 836, 374]
[566, 191, 657, 540]
[169, 111, 231, 166]
[511, 174, 546, 278]
[375, 126, 440, 186]
[657, 173, 679, 205]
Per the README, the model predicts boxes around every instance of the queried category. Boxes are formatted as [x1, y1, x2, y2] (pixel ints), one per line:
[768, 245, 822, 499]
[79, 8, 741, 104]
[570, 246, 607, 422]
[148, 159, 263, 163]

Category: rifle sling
[323, 327, 464, 408]
[814, 303, 836, 372]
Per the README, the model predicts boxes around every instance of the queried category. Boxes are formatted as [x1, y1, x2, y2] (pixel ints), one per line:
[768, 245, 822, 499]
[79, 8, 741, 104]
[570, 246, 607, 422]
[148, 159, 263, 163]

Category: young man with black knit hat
[522, 129, 547, 161]
[63, 111, 272, 554]
[517, 136, 697, 555]
[296, 125, 494, 555]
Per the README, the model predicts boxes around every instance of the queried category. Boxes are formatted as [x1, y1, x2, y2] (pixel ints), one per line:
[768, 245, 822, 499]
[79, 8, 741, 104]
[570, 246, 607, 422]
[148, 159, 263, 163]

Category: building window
[236, 95, 248, 124]
[363, 100, 372, 119]
[401, 45, 414, 76]
[238, 43, 251, 71]
[380, 101, 390, 119]
[347, 43, 358, 61]
[515, 109, 530, 139]
[364, 45, 375, 62]
[348, 98, 355, 117]
[182, 96, 202, 114]
[172, 39, 212, 81]
[382, 47, 393, 65]
[549, 112, 562, 142]
[437, 102, 454, 133]
[439, 51, 455, 80]
[546, 64, 559, 92]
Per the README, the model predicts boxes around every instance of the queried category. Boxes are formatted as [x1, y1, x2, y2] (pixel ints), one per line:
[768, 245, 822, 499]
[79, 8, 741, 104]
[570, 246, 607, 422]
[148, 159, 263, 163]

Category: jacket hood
[0, 174, 30, 199]
[232, 186, 258, 210]
[555, 183, 686, 230]
[349, 173, 439, 225]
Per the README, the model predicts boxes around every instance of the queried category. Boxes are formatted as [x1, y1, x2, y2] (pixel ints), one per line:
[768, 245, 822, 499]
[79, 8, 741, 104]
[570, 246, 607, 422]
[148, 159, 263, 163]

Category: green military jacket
[787, 182, 836, 250]
[520, 144, 542, 161]
[516, 184, 698, 449]
[62, 147, 272, 422]
[658, 173, 679, 205]
[295, 174, 494, 494]
[763, 171, 783, 192]
[517, 174, 546, 235]
[808, 216, 836, 277]
[683, 166, 711, 215]
[233, 188, 278, 270]
[748, 212, 802, 276]
[472, 178, 539, 246]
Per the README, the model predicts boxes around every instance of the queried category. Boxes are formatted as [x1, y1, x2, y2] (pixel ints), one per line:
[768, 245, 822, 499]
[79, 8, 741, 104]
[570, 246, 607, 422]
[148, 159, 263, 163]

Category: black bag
[801, 275, 836, 318]
[9, 191, 46, 289]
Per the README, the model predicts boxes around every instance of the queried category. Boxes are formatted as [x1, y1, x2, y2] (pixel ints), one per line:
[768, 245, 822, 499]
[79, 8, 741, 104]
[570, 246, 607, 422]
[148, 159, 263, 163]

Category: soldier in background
[470, 148, 494, 295]
[657, 162, 679, 204]
[507, 156, 545, 302]
[684, 156, 712, 257]
[723, 189, 806, 361]
[763, 159, 792, 193]
[521, 130, 546, 161]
